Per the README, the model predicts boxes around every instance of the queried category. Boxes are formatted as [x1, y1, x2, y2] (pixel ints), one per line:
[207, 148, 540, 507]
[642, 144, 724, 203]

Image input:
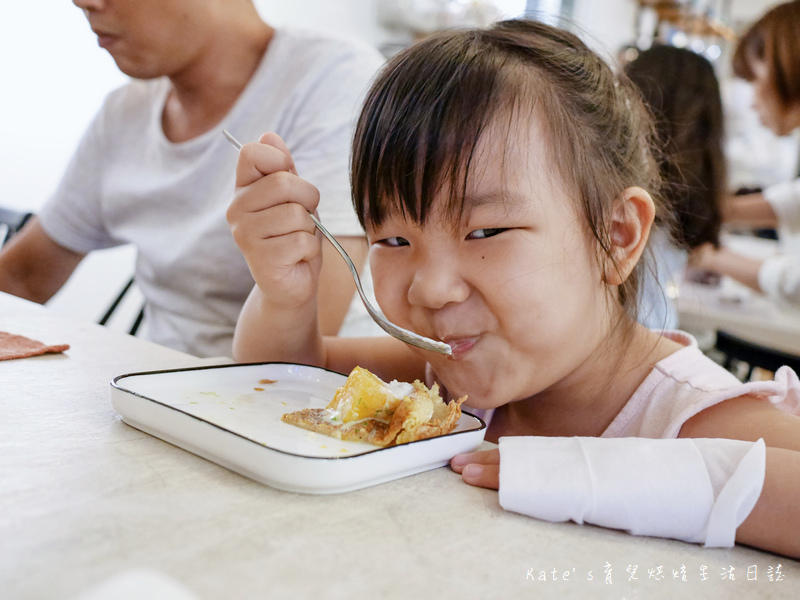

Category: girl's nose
[407, 257, 470, 309]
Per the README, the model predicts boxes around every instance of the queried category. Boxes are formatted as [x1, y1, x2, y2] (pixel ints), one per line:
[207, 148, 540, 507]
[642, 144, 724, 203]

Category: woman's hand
[689, 243, 765, 293]
[227, 132, 323, 309]
[450, 448, 500, 489]
[688, 242, 718, 271]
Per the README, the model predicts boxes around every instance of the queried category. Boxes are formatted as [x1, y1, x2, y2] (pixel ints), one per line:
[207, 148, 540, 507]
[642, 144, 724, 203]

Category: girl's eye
[376, 236, 410, 247]
[467, 228, 507, 240]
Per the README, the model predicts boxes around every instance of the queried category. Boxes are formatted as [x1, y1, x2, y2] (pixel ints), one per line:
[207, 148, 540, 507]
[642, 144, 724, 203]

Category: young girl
[227, 20, 800, 557]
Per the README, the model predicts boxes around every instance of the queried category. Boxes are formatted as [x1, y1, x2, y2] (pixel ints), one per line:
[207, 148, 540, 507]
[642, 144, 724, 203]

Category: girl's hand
[227, 132, 323, 309]
[450, 449, 500, 490]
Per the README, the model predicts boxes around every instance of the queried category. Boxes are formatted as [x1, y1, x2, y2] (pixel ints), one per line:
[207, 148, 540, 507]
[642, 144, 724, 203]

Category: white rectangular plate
[111, 362, 486, 494]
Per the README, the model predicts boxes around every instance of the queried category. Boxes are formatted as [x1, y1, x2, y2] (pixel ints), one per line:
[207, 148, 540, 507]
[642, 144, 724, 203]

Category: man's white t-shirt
[40, 28, 384, 357]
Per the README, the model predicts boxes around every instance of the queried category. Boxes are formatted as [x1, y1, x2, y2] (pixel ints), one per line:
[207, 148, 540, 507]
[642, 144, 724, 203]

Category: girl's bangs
[352, 33, 507, 229]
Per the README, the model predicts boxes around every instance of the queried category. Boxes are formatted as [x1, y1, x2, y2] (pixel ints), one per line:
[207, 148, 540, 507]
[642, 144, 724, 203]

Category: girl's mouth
[443, 337, 478, 359]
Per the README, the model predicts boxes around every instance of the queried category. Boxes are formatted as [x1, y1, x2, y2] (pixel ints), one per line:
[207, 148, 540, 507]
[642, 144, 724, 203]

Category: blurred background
[1, 0, 798, 325]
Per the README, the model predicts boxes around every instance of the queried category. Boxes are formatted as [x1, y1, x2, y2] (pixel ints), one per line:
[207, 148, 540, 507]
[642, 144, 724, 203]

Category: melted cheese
[325, 366, 412, 423]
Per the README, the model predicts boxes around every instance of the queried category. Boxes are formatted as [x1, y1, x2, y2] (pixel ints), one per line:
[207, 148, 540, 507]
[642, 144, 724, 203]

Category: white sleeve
[38, 96, 119, 253]
[764, 178, 800, 235]
[498, 436, 765, 547]
[758, 254, 800, 305]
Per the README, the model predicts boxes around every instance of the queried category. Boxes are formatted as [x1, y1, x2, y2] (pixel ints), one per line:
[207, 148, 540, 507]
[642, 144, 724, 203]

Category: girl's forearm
[232, 285, 325, 365]
[232, 285, 428, 380]
[736, 447, 800, 558]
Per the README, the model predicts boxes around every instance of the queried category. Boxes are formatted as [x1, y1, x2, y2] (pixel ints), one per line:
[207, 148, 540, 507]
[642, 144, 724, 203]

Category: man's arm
[0, 218, 84, 303]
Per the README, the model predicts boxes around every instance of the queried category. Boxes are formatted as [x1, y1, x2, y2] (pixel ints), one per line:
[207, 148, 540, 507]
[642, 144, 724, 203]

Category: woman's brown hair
[625, 45, 725, 250]
[351, 19, 664, 321]
[733, 0, 800, 108]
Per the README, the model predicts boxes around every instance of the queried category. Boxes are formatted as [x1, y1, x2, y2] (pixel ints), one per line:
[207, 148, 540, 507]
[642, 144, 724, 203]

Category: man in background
[0, 0, 384, 357]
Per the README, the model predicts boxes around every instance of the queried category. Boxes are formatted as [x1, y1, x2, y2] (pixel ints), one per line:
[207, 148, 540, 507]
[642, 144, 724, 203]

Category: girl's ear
[604, 186, 655, 285]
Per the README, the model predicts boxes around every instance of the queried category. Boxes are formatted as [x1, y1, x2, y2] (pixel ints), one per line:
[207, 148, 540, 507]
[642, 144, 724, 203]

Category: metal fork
[223, 130, 452, 355]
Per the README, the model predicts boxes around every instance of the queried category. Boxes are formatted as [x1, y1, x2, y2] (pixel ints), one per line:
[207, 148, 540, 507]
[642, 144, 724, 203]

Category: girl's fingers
[231, 208, 316, 259]
[226, 131, 322, 308]
[450, 448, 500, 471]
[258, 132, 298, 176]
[235, 228, 322, 307]
[253, 230, 321, 273]
[450, 448, 501, 490]
[230, 171, 321, 216]
[461, 463, 500, 490]
[235, 141, 295, 187]
[237, 202, 315, 240]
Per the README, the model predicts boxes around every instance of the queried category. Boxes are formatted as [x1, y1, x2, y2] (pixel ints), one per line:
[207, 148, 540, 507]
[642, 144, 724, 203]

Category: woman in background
[692, 0, 800, 304]
[624, 45, 726, 329]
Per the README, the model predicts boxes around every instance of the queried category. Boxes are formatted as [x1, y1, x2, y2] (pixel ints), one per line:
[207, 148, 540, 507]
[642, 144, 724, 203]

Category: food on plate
[281, 366, 466, 446]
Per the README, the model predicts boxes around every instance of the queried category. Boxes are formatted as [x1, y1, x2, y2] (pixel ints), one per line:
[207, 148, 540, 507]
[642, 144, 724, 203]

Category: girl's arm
[452, 397, 800, 558]
[227, 132, 427, 381]
[678, 396, 800, 556]
[735, 448, 800, 557]
[227, 133, 327, 365]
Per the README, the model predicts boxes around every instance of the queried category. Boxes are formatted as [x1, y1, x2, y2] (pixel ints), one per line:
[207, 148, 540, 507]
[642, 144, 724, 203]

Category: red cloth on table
[0, 331, 69, 361]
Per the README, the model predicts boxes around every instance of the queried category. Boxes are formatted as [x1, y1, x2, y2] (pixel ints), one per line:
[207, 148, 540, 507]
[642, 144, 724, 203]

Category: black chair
[0, 206, 33, 247]
[98, 276, 145, 336]
[714, 330, 800, 381]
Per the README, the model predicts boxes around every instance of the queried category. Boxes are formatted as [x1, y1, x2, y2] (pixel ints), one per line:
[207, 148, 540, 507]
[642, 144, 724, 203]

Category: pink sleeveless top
[602, 331, 800, 438]
[429, 331, 800, 438]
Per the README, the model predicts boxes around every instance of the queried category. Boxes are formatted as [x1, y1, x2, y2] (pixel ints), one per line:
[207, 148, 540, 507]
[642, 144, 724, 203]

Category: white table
[1, 292, 797, 599]
[677, 234, 800, 355]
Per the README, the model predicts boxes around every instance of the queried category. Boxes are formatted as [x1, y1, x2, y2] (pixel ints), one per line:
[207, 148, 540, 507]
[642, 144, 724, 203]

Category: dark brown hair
[351, 19, 663, 320]
[733, 0, 800, 108]
[625, 45, 725, 249]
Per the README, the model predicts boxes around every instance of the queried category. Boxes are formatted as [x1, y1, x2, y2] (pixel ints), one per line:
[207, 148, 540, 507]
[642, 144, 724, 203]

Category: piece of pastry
[281, 366, 466, 446]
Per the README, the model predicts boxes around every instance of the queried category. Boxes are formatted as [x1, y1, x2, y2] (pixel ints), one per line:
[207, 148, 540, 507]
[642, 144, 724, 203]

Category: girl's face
[366, 118, 618, 409]
[750, 59, 800, 136]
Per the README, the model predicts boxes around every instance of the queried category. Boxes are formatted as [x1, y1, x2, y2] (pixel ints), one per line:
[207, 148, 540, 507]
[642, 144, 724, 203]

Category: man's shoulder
[270, 27, 384, 70]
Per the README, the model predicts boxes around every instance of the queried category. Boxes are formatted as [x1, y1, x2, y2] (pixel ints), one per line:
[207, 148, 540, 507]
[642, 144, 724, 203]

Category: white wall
[0, 4, 127, 215]
[0, 3, 133, 325]
[570, 0, 638, 59]
[256, 0, 390, 47]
